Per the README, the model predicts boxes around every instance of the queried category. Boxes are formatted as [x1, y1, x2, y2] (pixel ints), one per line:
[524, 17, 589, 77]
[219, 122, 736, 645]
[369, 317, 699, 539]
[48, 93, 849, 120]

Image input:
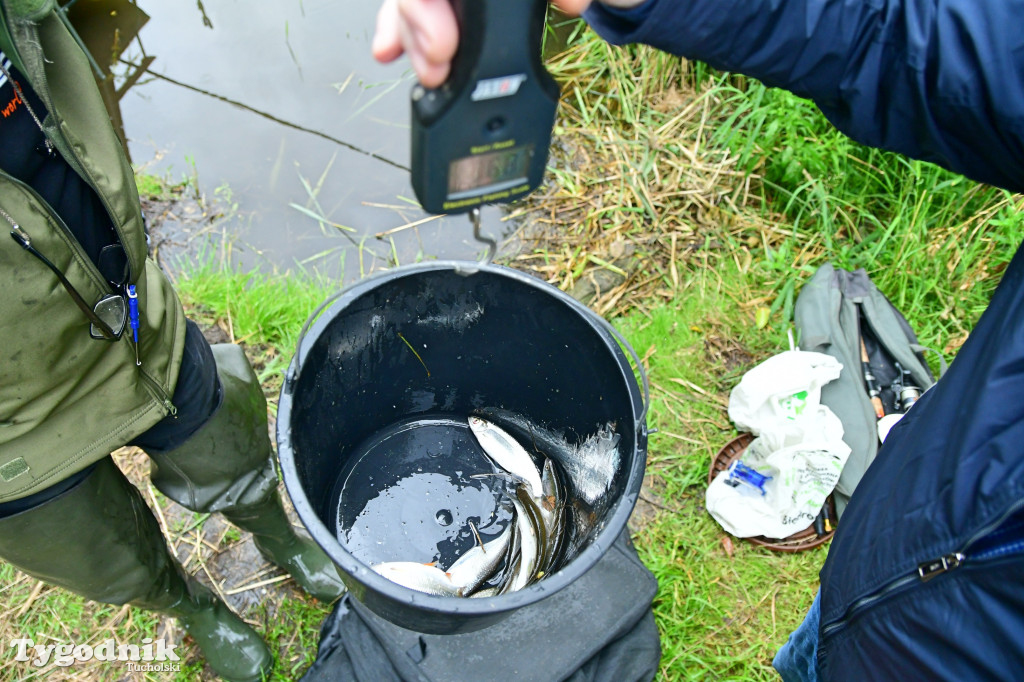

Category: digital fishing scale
[410, 0, 560, 219]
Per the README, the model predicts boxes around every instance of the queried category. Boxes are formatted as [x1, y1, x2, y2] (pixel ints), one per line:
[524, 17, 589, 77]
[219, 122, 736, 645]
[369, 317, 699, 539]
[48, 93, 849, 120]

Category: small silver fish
[539, 457, 562, 522]
[538, 457, 566, 574]
[447, 524, 513, 595]
[508, 495, 539, 592]
[372, 562, 464, 597]
[469, 416, 544, 498]
[497, 514, 523, 595]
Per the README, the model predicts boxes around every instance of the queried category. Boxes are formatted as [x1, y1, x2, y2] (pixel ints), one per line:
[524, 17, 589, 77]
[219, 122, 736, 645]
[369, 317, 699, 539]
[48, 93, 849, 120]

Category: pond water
[92, 0, 516, 281]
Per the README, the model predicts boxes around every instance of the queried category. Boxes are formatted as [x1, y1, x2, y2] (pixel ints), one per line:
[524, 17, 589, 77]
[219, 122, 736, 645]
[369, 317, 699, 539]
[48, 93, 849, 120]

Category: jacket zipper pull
[917, 552, 964, 582]
[162, 399, 178, 418]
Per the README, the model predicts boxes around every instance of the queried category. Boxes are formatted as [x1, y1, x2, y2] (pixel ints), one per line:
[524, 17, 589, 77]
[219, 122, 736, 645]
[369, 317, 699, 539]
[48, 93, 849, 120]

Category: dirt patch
[629, 472, 669, 533]
[704, 332, 755, 373]
[140, 184, 224, 278]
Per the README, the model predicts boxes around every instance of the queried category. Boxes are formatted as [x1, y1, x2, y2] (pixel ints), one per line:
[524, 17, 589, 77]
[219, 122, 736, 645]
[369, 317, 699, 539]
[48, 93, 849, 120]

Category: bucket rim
[276, 260, 648, 622]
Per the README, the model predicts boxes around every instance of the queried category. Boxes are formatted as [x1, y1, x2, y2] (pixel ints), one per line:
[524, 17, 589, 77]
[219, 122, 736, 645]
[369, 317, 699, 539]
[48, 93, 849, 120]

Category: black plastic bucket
[277, 262, 648, 634]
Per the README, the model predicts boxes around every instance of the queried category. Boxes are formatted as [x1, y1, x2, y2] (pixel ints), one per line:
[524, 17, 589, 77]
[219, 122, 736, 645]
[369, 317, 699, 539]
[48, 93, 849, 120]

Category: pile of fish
[372, 416, 566, 597]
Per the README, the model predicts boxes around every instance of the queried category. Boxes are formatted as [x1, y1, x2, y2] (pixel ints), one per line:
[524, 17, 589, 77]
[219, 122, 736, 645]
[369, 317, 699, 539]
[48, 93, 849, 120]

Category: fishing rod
[856, 304, 885, 420]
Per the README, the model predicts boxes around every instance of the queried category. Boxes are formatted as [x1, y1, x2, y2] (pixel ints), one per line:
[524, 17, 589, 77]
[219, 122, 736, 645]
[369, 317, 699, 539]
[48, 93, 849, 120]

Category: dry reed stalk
[507, 42, 792, 321]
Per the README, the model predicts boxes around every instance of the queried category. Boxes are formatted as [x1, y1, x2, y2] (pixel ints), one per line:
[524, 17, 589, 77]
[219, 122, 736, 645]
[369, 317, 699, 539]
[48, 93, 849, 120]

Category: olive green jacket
[0, 0, 185, 502]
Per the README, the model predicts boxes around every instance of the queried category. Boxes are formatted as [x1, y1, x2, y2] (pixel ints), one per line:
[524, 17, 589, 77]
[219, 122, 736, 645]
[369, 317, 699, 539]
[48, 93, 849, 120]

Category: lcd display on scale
[447, 144, 534, 200]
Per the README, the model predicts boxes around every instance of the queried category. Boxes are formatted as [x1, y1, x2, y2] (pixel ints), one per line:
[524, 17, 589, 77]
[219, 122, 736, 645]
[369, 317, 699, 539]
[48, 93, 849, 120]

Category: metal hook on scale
[470, 207, 497, 265]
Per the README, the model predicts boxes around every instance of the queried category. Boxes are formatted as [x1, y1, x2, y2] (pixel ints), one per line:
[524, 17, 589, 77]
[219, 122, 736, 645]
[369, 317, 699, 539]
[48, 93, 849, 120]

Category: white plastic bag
[727, 350, 842, 439]
[707, 350, 850, 538]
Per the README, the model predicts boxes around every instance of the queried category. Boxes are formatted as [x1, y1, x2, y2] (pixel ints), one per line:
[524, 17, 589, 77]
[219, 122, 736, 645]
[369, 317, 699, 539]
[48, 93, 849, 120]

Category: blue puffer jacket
[815, 251, 1024, 675]
[586, 0, 1024, 194]
[589, 0, 1024, 678]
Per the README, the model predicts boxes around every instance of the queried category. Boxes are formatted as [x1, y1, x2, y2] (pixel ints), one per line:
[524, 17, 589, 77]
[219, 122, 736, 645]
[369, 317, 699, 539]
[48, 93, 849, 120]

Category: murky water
[331, 416, 515, 568]
[88, 0, 512, 280]
[328, 410, 621, 592]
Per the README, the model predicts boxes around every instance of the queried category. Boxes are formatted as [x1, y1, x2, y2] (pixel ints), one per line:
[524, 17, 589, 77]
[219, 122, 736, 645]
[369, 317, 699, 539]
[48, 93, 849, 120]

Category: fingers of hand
[373, 0, 459, 88]
[553, 0, 593, 15]
[372, 0, 404, 63]
[400, 17, 451, 87]
[373, 0, 606, 85]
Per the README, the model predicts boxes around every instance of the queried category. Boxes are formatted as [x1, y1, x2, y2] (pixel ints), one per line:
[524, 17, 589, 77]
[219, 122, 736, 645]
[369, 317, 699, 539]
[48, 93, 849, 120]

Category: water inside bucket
[329, 410, 623, 590]
[330, 416, 517, 570]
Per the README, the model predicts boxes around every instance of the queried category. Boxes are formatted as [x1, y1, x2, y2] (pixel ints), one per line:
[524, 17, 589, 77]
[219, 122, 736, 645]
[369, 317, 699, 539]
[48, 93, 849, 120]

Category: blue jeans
[773, 591, 822, 682]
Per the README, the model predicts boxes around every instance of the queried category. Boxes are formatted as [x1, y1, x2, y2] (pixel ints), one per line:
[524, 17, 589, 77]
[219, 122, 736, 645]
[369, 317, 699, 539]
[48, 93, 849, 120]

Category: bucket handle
[284, 289, 349, 393]
[587, 311, 650, 429]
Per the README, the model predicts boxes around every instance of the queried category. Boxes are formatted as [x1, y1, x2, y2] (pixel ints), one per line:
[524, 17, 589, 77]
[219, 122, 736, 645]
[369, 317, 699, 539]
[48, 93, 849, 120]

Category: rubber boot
[219, 494, 346, 602]
[0, 458, 273, 682]
[147, 343, 345, 603]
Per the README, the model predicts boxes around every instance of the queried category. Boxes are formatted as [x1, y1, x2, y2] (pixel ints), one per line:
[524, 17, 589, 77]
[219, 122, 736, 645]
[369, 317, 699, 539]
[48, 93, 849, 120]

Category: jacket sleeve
[584, 0, 1024, 193]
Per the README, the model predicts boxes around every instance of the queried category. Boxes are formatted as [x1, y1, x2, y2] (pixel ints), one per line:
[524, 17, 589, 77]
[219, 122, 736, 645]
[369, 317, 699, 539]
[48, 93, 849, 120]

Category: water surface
[109, 0, 508, 280]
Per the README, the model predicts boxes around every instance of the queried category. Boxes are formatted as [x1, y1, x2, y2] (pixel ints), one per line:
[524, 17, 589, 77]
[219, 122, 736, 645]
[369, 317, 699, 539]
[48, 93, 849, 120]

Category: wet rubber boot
[166, 573, 275, 681]
[0, 458, 273, 682]
[147, 343, 345, 603]
[219, 492, 346, 602]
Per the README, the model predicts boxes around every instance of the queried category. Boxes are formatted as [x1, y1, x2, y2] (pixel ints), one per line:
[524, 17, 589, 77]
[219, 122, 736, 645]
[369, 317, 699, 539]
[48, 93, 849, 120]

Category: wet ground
[90, 0, 513, 281]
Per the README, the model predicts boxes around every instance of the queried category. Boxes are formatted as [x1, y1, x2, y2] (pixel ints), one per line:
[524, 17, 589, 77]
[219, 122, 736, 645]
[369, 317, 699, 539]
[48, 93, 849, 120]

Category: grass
[2, 18, 1021, 682]
[614, 263, 819, 679]
[0, 564, 165, 680]
[515, 27, 1021, 352]
[169, 242, 342, 390]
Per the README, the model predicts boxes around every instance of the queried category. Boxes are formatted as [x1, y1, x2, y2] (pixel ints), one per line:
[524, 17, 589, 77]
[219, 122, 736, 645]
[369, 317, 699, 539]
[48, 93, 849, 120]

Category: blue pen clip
[127, 284, 140, 366]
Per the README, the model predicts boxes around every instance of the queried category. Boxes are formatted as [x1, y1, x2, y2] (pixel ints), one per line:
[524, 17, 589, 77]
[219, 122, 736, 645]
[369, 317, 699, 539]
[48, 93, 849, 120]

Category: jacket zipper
[4, 31, 138, 284]
[821, 497, 1024, 638]
[2, 172, 113, 293]
[138, 370, 178, 418]
[2, 175, 176, 416]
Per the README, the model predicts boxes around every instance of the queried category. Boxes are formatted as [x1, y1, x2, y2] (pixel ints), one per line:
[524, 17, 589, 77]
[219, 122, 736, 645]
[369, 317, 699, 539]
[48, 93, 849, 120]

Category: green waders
[146, 344, 346, 604]
[0, 457, 274, 682]
[0, 344, 344, 681]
